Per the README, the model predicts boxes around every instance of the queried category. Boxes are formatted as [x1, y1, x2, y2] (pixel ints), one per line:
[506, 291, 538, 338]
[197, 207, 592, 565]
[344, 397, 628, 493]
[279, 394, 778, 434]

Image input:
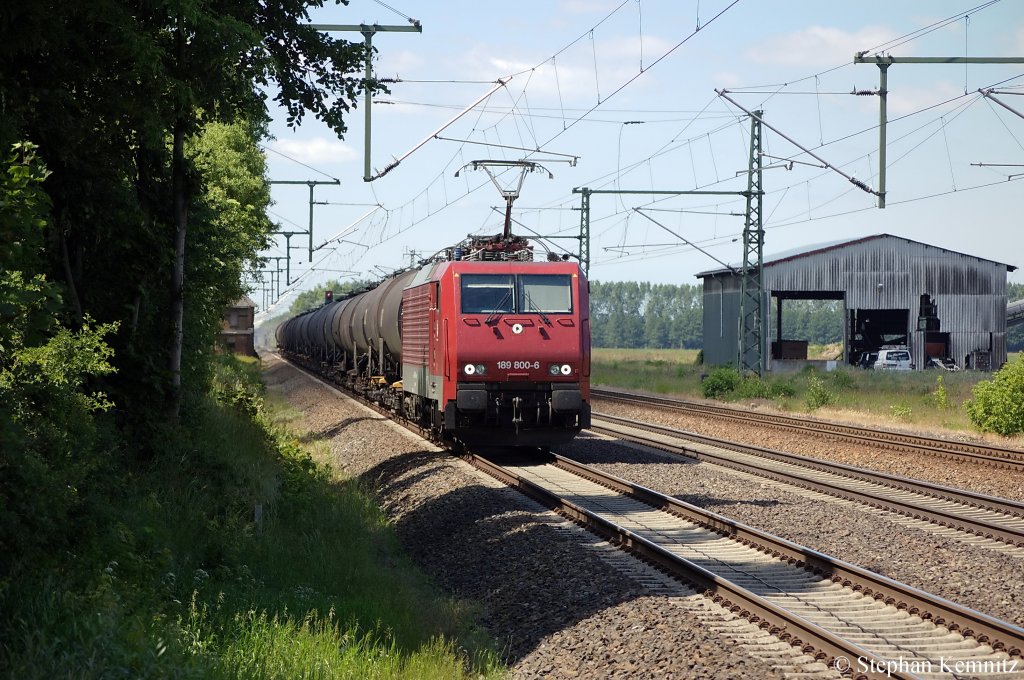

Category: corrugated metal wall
[700, 236, 1011, 370]
[701, 274, 741, 367]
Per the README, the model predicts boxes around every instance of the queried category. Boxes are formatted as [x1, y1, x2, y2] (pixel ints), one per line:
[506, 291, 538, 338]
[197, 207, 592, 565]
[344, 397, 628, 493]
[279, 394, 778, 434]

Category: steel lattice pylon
[740, 112, 764, 376]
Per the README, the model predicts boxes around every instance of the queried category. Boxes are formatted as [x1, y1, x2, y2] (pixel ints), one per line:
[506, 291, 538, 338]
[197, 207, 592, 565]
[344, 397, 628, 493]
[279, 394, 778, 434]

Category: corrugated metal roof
[695, 233, 1016, 278]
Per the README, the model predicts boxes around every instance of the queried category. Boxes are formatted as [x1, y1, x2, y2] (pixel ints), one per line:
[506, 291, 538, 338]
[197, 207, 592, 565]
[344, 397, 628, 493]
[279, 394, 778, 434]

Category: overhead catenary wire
[268, 1, 1020, 295]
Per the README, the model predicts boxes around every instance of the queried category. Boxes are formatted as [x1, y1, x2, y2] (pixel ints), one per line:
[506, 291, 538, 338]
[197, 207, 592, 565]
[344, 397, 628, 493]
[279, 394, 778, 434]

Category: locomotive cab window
[518, 274, 572, 314]
[460, 275, 515, 314]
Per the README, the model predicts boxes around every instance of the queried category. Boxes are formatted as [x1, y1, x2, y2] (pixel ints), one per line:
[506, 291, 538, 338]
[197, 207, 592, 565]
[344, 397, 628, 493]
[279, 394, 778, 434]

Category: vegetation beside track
[1, 354, 503, 679]
[592, 347, 1024, 436]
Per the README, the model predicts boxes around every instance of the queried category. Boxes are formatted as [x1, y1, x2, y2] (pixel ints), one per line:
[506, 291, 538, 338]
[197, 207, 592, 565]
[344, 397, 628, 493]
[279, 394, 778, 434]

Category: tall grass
[592, 347, 1002, 434]
[2, 355, 503, 679]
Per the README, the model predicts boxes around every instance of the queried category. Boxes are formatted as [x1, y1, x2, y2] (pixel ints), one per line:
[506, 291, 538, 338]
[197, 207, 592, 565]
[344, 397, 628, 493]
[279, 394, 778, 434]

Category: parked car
[858, 351, 878, 369]
[875, 348, 914, 370]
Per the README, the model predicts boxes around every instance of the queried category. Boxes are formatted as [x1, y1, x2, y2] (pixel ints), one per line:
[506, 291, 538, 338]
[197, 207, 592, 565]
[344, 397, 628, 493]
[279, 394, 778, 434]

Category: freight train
[276, 234, 591, 448]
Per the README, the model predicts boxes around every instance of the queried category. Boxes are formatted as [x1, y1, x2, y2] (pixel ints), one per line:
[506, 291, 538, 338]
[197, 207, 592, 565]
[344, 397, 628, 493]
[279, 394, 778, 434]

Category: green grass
[592, 347, 1012, 435]
[2, 355, 504, 679]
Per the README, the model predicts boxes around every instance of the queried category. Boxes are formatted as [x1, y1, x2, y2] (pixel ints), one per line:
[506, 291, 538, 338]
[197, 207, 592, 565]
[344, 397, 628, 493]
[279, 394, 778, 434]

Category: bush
[930, 375, 951, 410]
[966, 356, 1024, 435]
[701, 366, 742, 399]
[890, 403, 913, 421]
[829, 369, 855, 391]
[735, 375, 772, 399]
[769, 378, 797, 398]
[805, 374, 836, 410]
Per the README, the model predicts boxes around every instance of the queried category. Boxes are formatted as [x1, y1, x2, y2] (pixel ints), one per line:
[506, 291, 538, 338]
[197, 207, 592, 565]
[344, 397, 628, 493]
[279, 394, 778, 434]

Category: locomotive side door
[428, 281, 443, 401]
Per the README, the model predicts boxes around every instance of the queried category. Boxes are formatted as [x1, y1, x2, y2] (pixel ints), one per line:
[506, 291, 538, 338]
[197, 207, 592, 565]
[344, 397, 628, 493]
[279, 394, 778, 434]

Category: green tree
[589, 280, 704, 349]
[966, 356, 1024, 435]
[0, 144, 119, 580]
[291, 279, 375, 316]
[179, 120, 275, 400]
[0, 0, 374, 418]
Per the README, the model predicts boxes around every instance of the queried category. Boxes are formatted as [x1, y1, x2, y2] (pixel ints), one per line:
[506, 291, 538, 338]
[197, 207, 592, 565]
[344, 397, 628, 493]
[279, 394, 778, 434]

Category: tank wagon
[276, 234, 591, 448]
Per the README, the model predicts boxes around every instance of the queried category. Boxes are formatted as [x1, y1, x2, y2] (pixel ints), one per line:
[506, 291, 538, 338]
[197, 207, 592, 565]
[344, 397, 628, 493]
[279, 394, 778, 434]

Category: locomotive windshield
[460, 274, 515, 314]
[519, 274, 572, 313]
[460, 273, 572, 314]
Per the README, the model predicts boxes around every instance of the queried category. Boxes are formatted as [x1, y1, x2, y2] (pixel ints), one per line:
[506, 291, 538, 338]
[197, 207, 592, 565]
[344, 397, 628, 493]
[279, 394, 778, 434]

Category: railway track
[590, 413, 1024, 552]
[591, 387, 1024, 471]
[280, 355, 1024, 677]
[467, 451, 1024, 680]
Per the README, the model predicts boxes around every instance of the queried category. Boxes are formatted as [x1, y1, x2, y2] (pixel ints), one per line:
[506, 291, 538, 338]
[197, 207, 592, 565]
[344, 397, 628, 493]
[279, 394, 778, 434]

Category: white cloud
[746, 25, 899, 67]
[377, 48, 425, 77]
[886, 80, 963, 117]
[452, 33, 673, 104]
[559, 0, 620, 13]
[270, 138, 357, 165]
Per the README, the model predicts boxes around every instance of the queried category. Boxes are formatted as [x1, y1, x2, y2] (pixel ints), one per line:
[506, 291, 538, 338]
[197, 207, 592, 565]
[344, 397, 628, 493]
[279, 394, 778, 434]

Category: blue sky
[257, 0, 1024, 314]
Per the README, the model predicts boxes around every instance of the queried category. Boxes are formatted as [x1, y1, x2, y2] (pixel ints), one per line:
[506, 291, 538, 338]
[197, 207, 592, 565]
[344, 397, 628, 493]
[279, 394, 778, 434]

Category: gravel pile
[263, 356, 812, 679]
[592, 398, 1024, 502]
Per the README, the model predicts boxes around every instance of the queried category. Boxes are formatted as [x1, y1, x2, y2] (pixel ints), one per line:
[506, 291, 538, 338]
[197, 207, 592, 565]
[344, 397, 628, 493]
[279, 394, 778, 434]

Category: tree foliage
[966, 356, 1024, 435]
[0, 146, 120, 580]
[290, 279, 377, 316]
[0, 0, 370, 589]
[589, 281, 851, 349]
[0, 0, 373, 414]
[590, 281, 703, 349]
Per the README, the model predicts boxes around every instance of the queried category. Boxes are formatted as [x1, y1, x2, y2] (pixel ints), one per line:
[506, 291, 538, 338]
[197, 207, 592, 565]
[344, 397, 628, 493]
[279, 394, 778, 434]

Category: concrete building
[218, 296, 257, 357]
[697, 234, 1016, 372]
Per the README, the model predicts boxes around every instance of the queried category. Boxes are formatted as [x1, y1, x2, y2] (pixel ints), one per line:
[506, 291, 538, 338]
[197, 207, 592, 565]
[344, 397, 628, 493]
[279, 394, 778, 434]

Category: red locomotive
[276, 234, 591, 448]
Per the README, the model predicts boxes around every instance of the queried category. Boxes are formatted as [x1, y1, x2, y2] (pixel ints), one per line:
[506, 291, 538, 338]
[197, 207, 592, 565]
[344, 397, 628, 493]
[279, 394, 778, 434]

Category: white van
[875, 348, 913, 370]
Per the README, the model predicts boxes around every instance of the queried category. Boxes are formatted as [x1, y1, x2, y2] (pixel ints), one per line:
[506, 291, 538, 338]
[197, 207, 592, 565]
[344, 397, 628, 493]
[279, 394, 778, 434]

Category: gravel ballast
[263, 356, 823, 679]
[581, 402, 1024, 628]
[591, 397, 1024, 502]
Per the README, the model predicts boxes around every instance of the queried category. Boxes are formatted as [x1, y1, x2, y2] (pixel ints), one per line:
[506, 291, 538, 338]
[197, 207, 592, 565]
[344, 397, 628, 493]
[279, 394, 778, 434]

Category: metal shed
[696, 234, 1016, 372]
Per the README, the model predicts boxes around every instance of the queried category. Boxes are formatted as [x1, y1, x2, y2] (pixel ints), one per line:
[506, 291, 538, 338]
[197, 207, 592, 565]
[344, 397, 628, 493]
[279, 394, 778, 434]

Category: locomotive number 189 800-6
[496, 360, 540, 370]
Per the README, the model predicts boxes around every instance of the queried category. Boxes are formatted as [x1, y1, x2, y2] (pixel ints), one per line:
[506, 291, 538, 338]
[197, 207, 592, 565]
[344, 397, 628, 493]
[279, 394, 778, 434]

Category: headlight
[464, 363, 486, 376]
[549, 364, 561, 376]
[560, 364, 572, 375]
[463, 363, 476, 375]
[474, 363, 486, 375]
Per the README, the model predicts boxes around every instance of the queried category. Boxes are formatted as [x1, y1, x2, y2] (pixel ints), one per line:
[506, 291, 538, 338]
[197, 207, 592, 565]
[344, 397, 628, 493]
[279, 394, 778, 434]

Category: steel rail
[279, 353, 1024, 676]
[591, 387, 1024, 470]
[591, 414, 1024, 548]
[465, 453, 914, 680]
[467, 452, 1024, 679]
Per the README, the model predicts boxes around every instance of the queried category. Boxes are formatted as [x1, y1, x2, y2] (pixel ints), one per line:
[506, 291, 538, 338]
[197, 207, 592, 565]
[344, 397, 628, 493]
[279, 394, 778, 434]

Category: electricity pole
[270, 179, 340, 263]
[310, 22, 423, 181]
[573, 111, 766, 374]
[740, 112, 764, 376]
[853, 54, 1024, 208]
